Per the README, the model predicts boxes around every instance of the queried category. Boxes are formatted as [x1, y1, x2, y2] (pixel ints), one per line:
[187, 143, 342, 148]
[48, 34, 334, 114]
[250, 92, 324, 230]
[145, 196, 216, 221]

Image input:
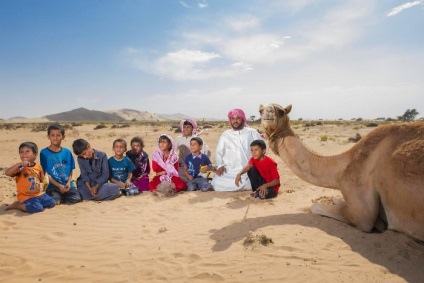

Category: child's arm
[110, 177, 125, 188]
[49, 175, 68, 193]
[125, 173, 133, 188]
[235, 164, 253, 186]
[257, 178, 280, 197]
[5, 162, 34, 177]
[184, 166, 193, 181]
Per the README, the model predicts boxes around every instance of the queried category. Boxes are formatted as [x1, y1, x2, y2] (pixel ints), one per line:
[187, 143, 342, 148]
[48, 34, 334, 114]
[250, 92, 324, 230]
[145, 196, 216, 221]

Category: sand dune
[1, 123, 423, 282]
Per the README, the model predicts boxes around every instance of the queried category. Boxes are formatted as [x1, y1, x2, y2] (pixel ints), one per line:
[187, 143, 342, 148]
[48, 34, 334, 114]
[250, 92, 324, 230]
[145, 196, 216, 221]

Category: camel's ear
[273, 104, 286, 117]
[285, 104, 292, 115]
[259, 104, 264, 115]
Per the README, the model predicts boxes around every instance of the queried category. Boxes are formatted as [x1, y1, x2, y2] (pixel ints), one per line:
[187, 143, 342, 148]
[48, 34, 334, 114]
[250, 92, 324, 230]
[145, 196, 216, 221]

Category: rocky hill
[45, 108, 123, 122]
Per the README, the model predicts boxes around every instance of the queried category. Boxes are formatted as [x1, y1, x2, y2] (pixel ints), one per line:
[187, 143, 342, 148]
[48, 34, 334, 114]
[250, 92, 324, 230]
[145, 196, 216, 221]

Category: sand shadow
[188, 191, 275, 210]
[0, 203, 32, 217]
[209, 213, 424, 282]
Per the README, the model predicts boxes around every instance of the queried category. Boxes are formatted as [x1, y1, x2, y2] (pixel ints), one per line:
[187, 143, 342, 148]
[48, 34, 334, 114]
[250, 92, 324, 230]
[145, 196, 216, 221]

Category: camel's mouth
[261, 119, 275, 124]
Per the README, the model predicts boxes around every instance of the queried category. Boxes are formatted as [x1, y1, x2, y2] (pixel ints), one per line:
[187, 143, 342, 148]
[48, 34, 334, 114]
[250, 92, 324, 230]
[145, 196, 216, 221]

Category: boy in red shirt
[235, 139, 280, 199]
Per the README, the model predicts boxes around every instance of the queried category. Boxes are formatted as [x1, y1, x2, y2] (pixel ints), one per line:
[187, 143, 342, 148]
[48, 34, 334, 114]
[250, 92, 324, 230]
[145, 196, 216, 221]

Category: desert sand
[0, 122, 423, 282]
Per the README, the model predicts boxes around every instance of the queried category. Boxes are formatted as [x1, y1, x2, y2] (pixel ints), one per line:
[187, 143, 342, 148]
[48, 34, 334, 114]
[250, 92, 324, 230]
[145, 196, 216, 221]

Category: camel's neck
[272, 135, 349, 189]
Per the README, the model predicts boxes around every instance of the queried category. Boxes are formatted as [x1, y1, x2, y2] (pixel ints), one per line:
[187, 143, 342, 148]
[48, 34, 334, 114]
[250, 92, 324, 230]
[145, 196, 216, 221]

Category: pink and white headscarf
[152, 134, 179, 182]
[179, 118, 204, 136]
[227, 109, 248, 126]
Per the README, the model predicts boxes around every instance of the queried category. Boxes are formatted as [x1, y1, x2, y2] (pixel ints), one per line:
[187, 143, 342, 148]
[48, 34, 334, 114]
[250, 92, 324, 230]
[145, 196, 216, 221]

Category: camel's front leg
[310, 189, 380, 232]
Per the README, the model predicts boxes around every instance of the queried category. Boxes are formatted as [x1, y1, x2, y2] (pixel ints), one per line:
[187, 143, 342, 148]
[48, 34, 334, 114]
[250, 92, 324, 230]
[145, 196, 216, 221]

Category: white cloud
[179, 1, 190, 8]
[122, 47, 254, 80]
[198, 1, 208, 9]
[387, 1, 423, 17]
[225, 16, 260, 31]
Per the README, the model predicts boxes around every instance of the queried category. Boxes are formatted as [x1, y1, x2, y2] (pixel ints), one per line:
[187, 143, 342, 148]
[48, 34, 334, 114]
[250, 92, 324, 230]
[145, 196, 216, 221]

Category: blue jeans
[187, 177, 210, 192]
[24, 193, 56, 213]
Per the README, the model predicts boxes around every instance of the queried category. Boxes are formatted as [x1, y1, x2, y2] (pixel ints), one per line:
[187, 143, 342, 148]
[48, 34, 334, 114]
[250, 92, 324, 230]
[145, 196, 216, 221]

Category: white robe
[174, 135, 211, 183]
[211, 127, 262, 191]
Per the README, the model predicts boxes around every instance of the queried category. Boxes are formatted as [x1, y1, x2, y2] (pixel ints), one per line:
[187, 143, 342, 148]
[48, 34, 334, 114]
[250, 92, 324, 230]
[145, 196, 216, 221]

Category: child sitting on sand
[235, 139, 280, 199]
[40, 124, 82, 205]
[149, 134, 186, 193]
[72, 139, 121, 201]
[108, 138, 139, 196]
[126, 137, 150, 192]
[184, 137, 213, 192]
[5, 142, 56, 213]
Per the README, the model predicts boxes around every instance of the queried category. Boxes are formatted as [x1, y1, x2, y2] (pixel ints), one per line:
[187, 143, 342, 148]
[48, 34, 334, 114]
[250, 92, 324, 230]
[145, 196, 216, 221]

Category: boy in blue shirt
[108, 139, 139, 196]
[184, 137, 213, 192]
[40, 124, 82, 205]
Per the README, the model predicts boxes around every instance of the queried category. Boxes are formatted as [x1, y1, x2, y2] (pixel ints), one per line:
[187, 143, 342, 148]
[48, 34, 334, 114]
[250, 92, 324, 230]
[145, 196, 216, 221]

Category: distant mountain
[159, 113, 193, 121]
[105, 109, 166, 121]
[8, 116, 27, 121]
[45, 108, 123, 122]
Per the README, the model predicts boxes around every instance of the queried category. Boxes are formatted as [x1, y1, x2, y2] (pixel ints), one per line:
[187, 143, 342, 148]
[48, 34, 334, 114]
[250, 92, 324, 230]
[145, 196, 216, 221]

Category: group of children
[5, 120, 281, 214]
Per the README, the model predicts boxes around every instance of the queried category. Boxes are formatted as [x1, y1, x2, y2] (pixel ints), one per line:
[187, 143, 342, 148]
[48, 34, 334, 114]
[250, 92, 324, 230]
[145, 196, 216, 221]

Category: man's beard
[231, 122, 244, 131]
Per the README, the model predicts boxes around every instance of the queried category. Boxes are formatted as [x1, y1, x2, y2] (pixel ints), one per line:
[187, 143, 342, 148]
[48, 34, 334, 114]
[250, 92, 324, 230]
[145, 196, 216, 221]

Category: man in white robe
[211, 109, 261, 191]
[174, 118, 211, 182]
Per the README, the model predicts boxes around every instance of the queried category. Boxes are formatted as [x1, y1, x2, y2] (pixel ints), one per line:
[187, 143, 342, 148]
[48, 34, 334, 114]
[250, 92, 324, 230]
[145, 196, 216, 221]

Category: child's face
[159, 138, 171, 152]
[190, 140, 202, 154]
[113, 142, 126, 156]
[19, 146, 37, 163]
[47, 129, 64, 147]
[182, 124, 193, 137]
[131, 142, 142, 154]
[78, 144, 94, 159]
[250, 145, 266, 160]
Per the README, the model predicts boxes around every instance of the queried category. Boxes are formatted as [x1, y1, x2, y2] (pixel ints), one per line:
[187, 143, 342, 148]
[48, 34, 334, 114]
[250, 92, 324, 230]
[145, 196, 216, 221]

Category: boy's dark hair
[183, 121, 194, 127]
[190, 137, 203, 146]
[113, 138, 127, 148]
[72, 139, 89, 155]
[250, 139, 267, 150]
[47, 123, 65, 136]
[130, 136, 144, 148]
[19, 142, 38, 154]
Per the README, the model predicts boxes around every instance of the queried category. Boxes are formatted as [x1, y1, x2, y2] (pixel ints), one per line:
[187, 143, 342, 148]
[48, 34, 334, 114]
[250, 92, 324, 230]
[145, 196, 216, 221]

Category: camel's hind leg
[311, 189, 380, 232]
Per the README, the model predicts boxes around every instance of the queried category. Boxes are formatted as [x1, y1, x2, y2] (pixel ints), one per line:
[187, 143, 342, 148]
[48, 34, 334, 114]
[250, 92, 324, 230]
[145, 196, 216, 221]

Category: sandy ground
[0, 122, 423, 282]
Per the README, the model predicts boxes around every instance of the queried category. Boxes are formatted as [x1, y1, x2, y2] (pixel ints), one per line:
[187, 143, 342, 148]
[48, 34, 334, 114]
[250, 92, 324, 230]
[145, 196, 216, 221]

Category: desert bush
[366, 123, 378, 127]
[320, 135, 328, 141]
[94, 124, 107, 130]
[348, 133, 362, 143]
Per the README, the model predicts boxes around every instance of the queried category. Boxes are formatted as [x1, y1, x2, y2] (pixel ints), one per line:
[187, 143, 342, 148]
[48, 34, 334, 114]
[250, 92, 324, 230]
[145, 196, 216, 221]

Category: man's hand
[216, 166, 226, 176]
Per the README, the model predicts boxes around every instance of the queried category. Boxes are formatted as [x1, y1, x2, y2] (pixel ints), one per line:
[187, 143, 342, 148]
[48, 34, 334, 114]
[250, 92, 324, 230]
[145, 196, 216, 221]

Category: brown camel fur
[259, 103, 424, 242]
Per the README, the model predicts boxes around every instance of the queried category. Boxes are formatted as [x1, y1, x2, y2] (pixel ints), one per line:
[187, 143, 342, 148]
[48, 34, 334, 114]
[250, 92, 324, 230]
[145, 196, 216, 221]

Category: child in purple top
[126, 137, 150, 191]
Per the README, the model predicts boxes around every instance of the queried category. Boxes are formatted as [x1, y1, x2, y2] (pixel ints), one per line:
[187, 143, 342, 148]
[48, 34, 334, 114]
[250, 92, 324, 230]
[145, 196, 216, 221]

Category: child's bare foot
[5, 201, 19, 210]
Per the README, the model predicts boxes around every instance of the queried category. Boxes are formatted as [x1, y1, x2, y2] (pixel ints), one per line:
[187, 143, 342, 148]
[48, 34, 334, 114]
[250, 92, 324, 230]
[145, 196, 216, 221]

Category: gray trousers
[77, 181, 121, 201]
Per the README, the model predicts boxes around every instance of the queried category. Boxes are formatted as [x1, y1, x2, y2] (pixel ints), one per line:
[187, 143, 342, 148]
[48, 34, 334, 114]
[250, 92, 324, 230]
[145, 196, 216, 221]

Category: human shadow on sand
[209, 212, 424, 283]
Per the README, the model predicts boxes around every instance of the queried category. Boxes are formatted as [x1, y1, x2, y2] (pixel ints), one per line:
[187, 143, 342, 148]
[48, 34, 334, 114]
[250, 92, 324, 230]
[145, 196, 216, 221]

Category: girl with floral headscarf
[149, 134, 187, 192]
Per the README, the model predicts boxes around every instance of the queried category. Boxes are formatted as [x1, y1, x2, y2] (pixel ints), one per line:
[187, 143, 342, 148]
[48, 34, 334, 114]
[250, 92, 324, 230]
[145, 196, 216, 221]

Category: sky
[1, 0, 423, 120]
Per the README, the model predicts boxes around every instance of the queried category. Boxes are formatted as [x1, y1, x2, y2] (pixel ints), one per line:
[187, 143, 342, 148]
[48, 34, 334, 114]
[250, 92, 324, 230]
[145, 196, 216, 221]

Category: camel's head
[259, 103, 292, 139]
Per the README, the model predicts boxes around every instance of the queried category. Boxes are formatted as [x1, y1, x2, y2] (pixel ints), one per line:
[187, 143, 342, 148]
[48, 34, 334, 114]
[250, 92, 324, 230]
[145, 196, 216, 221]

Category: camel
[259, 103, 424, 242]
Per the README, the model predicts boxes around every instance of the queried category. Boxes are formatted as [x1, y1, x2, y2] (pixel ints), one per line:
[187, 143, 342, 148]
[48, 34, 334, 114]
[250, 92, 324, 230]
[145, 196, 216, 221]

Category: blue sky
[1, 0, 423, 120]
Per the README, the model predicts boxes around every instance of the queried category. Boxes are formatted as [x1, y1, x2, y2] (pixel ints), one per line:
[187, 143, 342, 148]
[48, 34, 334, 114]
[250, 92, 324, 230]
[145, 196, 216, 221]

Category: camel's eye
[259, 109, 264, 115]
[277, 108, 285, 117]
